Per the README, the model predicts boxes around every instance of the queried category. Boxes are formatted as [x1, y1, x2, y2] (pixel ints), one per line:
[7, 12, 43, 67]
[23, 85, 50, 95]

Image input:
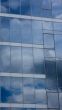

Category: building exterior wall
[0, 0, 62, 110]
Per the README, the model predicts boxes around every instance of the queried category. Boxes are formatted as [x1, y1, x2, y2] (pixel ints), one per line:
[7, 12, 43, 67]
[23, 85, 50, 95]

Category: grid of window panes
[0, 0, 62, 19]
[0, 16, 62, 110]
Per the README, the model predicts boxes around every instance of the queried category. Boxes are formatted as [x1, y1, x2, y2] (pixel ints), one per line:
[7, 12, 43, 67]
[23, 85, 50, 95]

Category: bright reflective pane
[10, 46, 22, 73]
[32, 20, 43, 44]
[10, 18, 21, 43]
[0, 46, 10, 72]
[21, 19, 32, 44]
[22, 47, 33, 74]
[33, 48, 44, 74]
[44, 49, 55, 58]
[44, 34, 54, 48]
[54, 22, 62, 31]
[47, 92, 59, 108]
[23, 78, 34, 104]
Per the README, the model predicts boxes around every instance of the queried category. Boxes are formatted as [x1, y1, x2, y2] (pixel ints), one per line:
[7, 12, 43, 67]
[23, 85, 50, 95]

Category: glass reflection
[21, 0, 31, 15]
[10, 46, 22, 73]
[42, 0, 52, 9]
[31, 0, 42, 16]
[1, 0, 9, 13]
[21, 19, 32, 44]
[23, 78, 34, 104]
[44, 34, 54, 48]
[47, 92, 59, 108]
[59, 93, 62, 110]
[44, 49, 55, 58]
[10, 18, 22, 43]
[1, 77, 11, 103]
[32, 20, 43, 44]
[22, 47, 33, 74]
[10, 77, 23, 103]
[1, 108, 10, 110]
[0, 17, 10, 42]
[33, 48, 44, 74]
[9, 0, 20, 14]
[0, 45, 10, 72]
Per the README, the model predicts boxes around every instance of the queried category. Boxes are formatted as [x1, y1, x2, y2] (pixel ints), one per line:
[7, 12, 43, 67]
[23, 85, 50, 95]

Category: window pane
[34, 78, 46, 90]
[1, 0, 9, 13]
[0, 46, 10, 72]
[1, 108, 10, 110]
[33, 48, 44, 74]
[56, 59, 62, 91]
[10, 46, 22, 73]
[9, 0, 20, 14]
[1, 77, 10, 103]
[10, 77, 23, 103]
[55, 36, 62, 58]
[21, 0, 31, 15]
[44, 49, 55, 58]
[43, 21, 53, 34]
[54, 22, 62, 31]
[0, 17, 10, 42]
[21, 19, 32, 44]
[31, 0, 42, 16]
[32, 20, 43, 44]
[41, 10, 52, 18]
[10, 18, 21, 43]
[35, 89, 47, 108]
[59, 93, 62, 110]
[47, 92, 59, 108]
[42, 0, 52, 9]
[23, 78, 34, 104]
[44, 34, 54, 48]
[22, 47, 33, 74]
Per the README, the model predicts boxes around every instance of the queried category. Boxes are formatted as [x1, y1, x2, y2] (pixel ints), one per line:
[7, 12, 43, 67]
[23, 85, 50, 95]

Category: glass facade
[0, 0, 62, 110]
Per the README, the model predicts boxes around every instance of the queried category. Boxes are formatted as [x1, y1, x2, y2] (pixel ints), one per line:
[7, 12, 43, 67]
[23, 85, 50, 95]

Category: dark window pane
[10, 18, 21, 43]
[1, 108, 10, 110]
[23, 78, 34, 104]
[21, 19, 32, 44]
[31, 0, 42, 16]
[9, 0, 20, 14]
[21, 0, 31, 15]
[44, 34, 54, 48]
[47, 92, 59, 108]
[1, 77, 10, 103]
[0, 17, 10, 42]
[0, 46, 10, 72]
[32, 20, 43, 44]
[33, 48, 45, 74]
[22, 47, 33, 74]
[10, 46, 22, 73]
[1, 0, 9, 13]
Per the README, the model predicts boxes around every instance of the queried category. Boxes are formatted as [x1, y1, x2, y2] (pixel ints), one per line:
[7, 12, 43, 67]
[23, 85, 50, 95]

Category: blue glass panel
[0, 46, 10, 72]
[42, 0, 52, 9]
[22, 47, 34, 74]
[10, 18, 22, 43]
[1, 0, 9, 13]
[10, 46, 22, 73]
[21, 0, 31, 15]
[21, 19, 32, 44]
[33, 48, 45, 74]
[0, 17, 10, 42]
[31, 0, 42, 16]
[32, 20, 43, 44]
[1, 77, 11, 103]
[41, 10, 52, 18]
[10, 77, 23, 103]
[1, 108, 10, 110]
[44, 49, 55, 58]
[47, 93, 59, 108]
[23, 78, 34, 104]
[55, 35, 62, 58]
[59, 93, 62, 110]
[9, 0, 20, 14]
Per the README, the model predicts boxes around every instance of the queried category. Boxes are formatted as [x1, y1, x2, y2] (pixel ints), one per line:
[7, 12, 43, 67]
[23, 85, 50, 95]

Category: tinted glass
[42, 0, 52, 9]
[44, 49, 55, 58]
[1, 0, 9, 13]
